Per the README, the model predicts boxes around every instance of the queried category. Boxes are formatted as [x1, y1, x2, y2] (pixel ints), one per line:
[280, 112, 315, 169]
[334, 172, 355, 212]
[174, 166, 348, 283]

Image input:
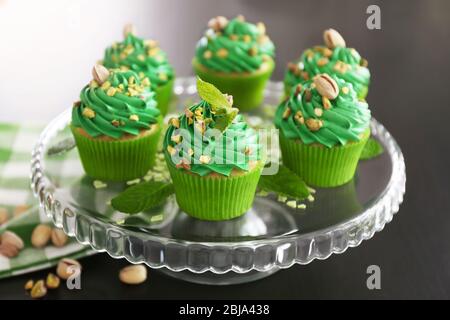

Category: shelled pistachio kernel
[31, 224, 52, 248]
[216, 48, 228, 58]
[46, 273, 60, 289]
[119, 265, 147, 285]
[301, 71, 310, 80]
[30, 280, 47, 299]
[167, 145, 177, 156]
[248, 46, 258, 56]
[169, 117, 180, 128]
[256, 22, 266, 34]
[57, 258, 81, 280]
[171, 135, 182, 144]
[360, 58, 369, 67]
[203, 50, 213, 59]
[147, 47, 160, 57]
[242, 34, 252, 43]
[24, 279, 34, 291]
[322, 96, 331, 110]
[282, 107, 291, 119]
[341, 87, 349, 95]
[82, 107, 95, 119]
[51, 228, 67, 247]
[304, 89, 312, 102]
[199, 155, 211, 164]
[317, 57, 329, 67]
[314, 108, 323, 117]
[141, 77, 151, 87]
[129, 114, 139, 122]
[101, 80, 111, 90]
[145, 39, 158, 49]
[306, 118, 323, 131]
[322, 47, 333, 57]
[106, 87, 117, 96]
[208, 16, 228, 32]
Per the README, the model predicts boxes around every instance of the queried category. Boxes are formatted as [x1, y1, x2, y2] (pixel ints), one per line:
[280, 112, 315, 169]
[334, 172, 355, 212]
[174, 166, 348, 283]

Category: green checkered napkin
[0, 123, 92, 279]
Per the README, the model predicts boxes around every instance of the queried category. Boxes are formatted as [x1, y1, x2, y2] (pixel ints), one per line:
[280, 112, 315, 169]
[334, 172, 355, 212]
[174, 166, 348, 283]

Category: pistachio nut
[119, 265, 147, 285]
[313, 74, 339, 100]
[51, 228, 68, 248]
[31, 224, 52, 248]
[57, 258, 81, 280]
[92, 64, 110, 85]
[323, 28, 346, 49]
[30, 280, 47, 299]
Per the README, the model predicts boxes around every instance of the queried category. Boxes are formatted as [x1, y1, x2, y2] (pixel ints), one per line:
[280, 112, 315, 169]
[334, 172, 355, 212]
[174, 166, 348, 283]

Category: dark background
[1, 0, 450, 299]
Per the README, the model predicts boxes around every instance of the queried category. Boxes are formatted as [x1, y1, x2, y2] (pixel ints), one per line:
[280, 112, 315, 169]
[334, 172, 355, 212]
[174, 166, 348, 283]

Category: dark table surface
[1, 0, 450, 299]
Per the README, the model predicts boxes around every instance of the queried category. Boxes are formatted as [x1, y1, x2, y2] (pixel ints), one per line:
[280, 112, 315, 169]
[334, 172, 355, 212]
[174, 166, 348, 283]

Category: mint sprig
[196, 77, 238, 131]
[360, 138, 384, 160]
[258, 164, 310, 200]
[111, 181, 174, 214]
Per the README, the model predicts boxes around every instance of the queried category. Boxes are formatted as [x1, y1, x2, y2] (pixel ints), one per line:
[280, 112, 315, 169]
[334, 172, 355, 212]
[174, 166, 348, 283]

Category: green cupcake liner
[71, 124, 161, 182]
[192, 58, 275, 111]
[279, 130, 370, 187]
[166, 159, 263, 221]
[154, 78, 174, 116]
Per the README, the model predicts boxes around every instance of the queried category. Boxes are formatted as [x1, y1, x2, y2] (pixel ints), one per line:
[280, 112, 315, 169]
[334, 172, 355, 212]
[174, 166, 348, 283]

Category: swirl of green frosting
[285, 46, 370, 96]
[103, 33, 174, 89]
[72, 69, 160, 139]
[195, 16, 275, 73]
[275, 75, 371, 148]
[164, 100, 261, 176]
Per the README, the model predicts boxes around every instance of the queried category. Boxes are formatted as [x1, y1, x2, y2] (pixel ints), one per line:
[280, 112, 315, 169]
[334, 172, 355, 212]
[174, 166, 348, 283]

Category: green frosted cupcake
[164, 78, 264, 221]
[284, 29, 370, 100]
[275, 73, 371, 187]
[71, 65, 162, 182]
[102, 24, 175, 115]
[193, 15, 275, 111]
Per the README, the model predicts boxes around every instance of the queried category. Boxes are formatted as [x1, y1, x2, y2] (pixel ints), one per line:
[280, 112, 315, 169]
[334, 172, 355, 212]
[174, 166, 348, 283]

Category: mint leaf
[214, 107, 239, 131]
[258, 164, 310, 200]
[196, 77, 238, 131]
[111, 181, 175, 214]
[360, 137, 384, 160]
[197, 77, 231, 111]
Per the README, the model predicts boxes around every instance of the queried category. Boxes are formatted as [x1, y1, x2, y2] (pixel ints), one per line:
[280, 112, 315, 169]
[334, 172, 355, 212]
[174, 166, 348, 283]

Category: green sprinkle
[150, 214, 164, 222]
[257, 190, 269, 197]
[127, 178, 141, 186]
[297, 204, 307, 209]
[93, 180, 107, 189]
[307, 194, 315, 202]
[286, 200, 297, 208]
[278, 195, 287, 203]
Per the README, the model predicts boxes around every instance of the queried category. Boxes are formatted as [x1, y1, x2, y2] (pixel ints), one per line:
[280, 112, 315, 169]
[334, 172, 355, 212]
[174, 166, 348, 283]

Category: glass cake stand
[30, 78, 406, 285]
